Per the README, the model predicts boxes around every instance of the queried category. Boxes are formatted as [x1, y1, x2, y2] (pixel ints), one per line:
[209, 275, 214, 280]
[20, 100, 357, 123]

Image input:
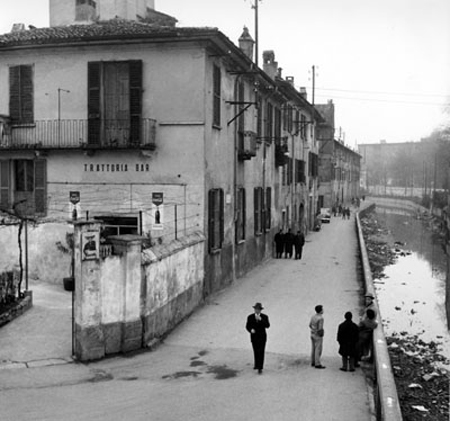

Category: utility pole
[312, 65, 316, 105]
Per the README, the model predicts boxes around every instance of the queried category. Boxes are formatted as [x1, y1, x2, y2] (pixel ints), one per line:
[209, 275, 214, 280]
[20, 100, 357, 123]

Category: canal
[373, 206, 450, 359]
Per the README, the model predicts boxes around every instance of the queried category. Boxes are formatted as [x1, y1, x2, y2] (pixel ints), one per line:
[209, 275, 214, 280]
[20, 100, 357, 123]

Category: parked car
[320, 208, 331, 223]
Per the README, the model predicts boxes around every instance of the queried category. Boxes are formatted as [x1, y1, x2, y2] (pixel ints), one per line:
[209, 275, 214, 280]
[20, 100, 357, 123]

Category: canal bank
[359, 203, 449, 420]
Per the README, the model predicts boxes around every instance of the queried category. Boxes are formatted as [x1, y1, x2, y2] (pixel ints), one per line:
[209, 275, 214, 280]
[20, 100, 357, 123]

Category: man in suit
[294, 230, 305, 260]
[246, 302, 270, 374]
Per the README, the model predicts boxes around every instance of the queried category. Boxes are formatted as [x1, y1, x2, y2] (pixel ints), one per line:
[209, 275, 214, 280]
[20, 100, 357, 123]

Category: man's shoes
[349, 369, 355, 372]
[339, 367, 347, 372]
[258, 369, 262, 374]
[253, 367, 257, 370]
[311, 363, 315, 367]
[315, 365, 326, 369]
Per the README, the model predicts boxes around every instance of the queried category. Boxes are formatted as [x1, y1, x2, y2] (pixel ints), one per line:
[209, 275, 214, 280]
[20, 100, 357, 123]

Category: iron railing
[0, 119, 157, 150]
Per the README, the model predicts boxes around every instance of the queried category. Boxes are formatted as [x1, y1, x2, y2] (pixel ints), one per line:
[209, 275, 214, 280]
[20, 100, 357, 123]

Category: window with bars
[213, 65, 221, 127]
[254, 187, 264, 235]
[208, 188, 224, 252]
[9, 65, 34, 124]
[235, 187, 246, 243]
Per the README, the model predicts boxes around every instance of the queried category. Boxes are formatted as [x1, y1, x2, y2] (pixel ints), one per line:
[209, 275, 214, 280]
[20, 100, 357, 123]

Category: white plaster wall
[143, 239, 204, 311]
[100, 255, 124, 324]
[0, 222, 72, 284]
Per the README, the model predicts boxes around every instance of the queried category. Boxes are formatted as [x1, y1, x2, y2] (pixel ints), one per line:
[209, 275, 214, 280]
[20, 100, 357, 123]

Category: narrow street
[0, 212, 372, 421]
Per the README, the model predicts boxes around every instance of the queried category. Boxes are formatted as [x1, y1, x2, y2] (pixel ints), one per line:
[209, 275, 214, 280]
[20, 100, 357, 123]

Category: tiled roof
[0, 19, 219, 48]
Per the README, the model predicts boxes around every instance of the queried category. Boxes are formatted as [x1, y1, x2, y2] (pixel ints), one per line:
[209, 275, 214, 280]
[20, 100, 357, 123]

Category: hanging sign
[69, 191, 81, 220]
[81, 231, 99, 261]
[152, 192, 164, 230]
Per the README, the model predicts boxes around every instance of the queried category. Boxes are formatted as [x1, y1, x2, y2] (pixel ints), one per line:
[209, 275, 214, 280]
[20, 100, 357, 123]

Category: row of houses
[0, 0, 361, 297]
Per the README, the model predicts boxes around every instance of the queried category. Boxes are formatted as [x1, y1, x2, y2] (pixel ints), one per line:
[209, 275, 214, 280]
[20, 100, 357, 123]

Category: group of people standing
[332, 204, 351, 219]
[246, 293, 378, 374]
[273, 229, 305, 259]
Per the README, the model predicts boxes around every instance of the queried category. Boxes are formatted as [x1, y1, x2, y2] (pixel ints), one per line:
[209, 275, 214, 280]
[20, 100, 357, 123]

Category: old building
[0, 0, 321, 296]
[316, 100, 361, 208]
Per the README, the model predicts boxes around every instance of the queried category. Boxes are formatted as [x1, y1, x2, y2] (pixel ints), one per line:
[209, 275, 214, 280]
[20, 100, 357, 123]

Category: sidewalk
[0, 213, 373, 421]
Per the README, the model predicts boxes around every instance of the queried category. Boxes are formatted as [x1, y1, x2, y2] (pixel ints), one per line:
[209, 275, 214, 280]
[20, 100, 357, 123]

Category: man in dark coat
[284, 228, 294, 258]
[294, 231, 305, 260]
[274, 229, 285, 258]
[246, 302, 270, 374]
[336, 311, 359, 372]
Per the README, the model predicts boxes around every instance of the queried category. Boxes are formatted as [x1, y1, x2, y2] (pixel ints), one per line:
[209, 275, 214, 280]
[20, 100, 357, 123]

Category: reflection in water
[374, 207, 450, 358]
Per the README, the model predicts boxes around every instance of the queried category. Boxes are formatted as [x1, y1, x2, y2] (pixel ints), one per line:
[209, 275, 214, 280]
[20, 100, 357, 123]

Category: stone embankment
[360, 211, 449, 421]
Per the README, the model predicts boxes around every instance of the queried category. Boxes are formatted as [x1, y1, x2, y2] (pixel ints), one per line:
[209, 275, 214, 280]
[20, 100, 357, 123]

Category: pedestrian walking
[246, 302, 270, 374]
[294, 231, 305, 260]
[309, 305, 325, 369]
[342, 207, 346, 219]
[284, 228, 295, 258]
[274, 229, 285, 258]
[337, 311, 359, 372]
[357, 308, 378, 363]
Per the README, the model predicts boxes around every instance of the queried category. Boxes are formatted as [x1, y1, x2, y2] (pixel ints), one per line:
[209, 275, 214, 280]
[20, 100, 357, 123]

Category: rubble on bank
[360, 211, 450, 420]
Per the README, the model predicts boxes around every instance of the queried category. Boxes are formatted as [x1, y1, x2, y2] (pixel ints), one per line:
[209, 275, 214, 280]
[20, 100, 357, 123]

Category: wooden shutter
[129, 60, 142, 146]
[208, 189, 215, 252]
[21, 66, 34, 124]
[0, 161, 10, 210]
[219, 189, 224, 246]
[88, 62, 101, 145]
[34, 160, 46, 215]
[213, 65, 221, 127]
[266, 187, 271, 230]
[9, 66, 21, 123]
[242, 188, 246, 239]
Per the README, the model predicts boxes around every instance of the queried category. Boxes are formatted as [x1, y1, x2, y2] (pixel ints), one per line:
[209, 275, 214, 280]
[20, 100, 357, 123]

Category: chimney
[277, 67, 283, 79]
[286, 76, 295, 86]
[299, 87, 307, 100]
[238, 26, 254, 61]
[11, 23, 26, 33]
[262, 50, 278, 80]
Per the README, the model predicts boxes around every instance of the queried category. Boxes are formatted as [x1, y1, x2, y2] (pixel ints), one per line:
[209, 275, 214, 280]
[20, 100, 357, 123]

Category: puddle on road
[206, 365, 238, 380]
[162, 371, 202, 380]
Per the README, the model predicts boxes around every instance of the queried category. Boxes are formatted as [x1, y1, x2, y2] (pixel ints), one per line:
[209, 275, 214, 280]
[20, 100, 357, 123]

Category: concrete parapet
[356, 208, 403, 421]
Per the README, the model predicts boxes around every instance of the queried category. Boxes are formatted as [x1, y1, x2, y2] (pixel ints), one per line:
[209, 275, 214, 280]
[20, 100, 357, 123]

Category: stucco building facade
[0, 0, 322, 296]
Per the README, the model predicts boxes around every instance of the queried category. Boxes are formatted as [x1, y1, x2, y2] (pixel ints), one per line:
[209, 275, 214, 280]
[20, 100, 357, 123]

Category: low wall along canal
[360, 199, 449, 420]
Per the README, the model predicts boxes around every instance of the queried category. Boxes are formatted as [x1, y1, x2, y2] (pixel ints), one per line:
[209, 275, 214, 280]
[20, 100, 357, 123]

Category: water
[373, 207, 450, 359]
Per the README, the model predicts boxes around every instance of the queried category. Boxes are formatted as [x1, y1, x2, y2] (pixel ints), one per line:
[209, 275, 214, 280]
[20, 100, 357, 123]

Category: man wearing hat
[364, 292, 377, 318]
[246, 303, 270, 374]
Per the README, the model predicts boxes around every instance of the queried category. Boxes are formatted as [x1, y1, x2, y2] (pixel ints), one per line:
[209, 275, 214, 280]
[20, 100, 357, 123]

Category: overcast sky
[1, 0, 449, 146]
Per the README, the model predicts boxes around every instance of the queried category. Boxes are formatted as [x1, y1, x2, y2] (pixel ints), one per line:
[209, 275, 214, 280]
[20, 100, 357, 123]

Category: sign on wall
[81, 231, 99, 261]
[152, 192, 164, 230]
[69, 191, 81, 220]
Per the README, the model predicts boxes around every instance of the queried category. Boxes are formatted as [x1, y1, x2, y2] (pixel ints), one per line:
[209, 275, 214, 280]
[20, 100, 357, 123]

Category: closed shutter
[88, 62, 101, 145]
[266, 187, 271, 230]
[9, 65, 33, 124]
[242, 188, 246, 239]
[208, 189, 215, 252]
[34, 160, 46, 215]
[21, 66, 34, 124]
[129, 60, 142, 146]
[0, 161, 10, 210]
[219, 189, 224, 246]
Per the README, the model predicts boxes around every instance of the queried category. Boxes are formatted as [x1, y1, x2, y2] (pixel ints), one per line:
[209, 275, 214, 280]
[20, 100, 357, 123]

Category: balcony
[0, 119, 157, 151]
[238, 130, 257, 161]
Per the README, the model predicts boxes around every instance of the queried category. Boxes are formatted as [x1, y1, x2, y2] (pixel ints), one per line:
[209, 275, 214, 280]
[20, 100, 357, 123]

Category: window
[274, 107, 281, 141]
[256, 96, 262, 140]
[208, 188, 224, 252]
[308, 152, 319, 177]
[88, 60, 142, 146]
[213, 65, 221, 127]
[287, 157, 293, 185]
[265, 187, 271, 231]
[9, 65, 34, 124]
[296, 159, 306, 183]
[237, 80, 245, 151]
[76, 0, 97, 21]
[254, 187, 263, 235]
[301, 114, 307, 140]
[94, 216, 138, 237]
[265, 103, 273, 142]
[235, 187, 246, 243]
[0, 159, 46, 216]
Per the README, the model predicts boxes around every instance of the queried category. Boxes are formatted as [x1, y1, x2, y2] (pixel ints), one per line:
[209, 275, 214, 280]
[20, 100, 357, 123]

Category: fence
[356, 204, 403, 421]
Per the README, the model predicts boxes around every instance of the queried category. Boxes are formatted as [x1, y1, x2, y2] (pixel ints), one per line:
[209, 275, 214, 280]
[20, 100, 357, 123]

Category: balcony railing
[0, 119, 157, 151]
